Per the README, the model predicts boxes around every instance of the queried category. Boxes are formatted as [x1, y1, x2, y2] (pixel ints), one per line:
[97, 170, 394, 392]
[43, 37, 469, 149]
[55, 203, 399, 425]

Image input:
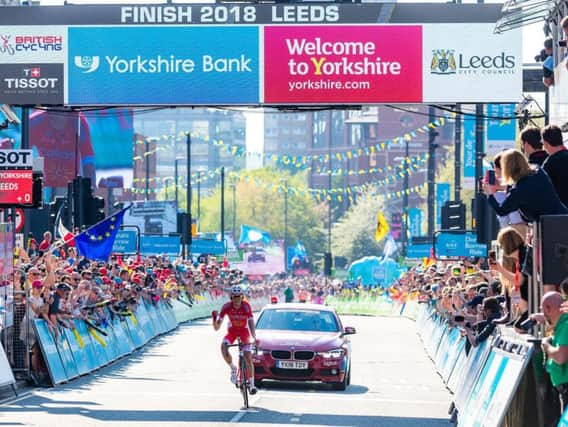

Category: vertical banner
[391, 213, 403, 242]
[462, 114, 477, 190]
[436, 183, 451, 229]
[408, 208, 423, 237]
[486, 104, 516, 159]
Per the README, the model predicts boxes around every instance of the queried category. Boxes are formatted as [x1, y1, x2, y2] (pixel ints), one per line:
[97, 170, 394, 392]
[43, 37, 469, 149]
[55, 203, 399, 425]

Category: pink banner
[264, 25, 423, 104]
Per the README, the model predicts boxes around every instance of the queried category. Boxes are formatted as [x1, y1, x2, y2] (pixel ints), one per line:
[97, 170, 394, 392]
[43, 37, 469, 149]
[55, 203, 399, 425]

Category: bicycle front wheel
[240, 356, 249, 409]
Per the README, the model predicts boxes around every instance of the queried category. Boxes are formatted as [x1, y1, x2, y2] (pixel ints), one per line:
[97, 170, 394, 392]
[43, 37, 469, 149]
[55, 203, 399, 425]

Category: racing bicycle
[227, 338, 256, 409]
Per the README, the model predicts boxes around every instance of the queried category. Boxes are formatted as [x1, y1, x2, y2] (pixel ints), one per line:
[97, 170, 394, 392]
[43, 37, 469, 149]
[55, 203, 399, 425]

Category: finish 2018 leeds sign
[0, 4, 522, 106]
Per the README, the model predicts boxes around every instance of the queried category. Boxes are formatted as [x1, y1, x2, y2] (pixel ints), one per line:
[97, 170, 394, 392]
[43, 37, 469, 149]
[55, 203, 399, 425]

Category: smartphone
[454, 315, 465, 323]
[485, 169, 496, 185]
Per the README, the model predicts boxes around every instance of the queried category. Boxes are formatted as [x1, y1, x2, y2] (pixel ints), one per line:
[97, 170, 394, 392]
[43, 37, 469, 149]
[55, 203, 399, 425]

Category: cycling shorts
[223, 329, 253, 351]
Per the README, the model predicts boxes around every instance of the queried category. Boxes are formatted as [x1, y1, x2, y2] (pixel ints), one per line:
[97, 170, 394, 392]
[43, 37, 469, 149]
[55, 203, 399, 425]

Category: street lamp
[283, 179, 288, 272]
[174, 156, 184, 211]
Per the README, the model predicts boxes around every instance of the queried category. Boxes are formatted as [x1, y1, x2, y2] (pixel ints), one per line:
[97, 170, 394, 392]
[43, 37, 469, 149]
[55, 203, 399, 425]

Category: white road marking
[229, 394, 261, 423]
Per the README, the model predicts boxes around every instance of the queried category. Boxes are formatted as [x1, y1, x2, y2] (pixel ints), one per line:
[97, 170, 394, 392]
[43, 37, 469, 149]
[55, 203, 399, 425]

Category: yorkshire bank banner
[0, 17, 522, 106]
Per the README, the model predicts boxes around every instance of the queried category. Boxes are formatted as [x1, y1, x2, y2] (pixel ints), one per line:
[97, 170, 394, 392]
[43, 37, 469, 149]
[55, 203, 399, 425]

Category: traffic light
[48, 196, 66, 231]
[324, 252, 332, 276]
[87, 196, 105, 225]
[30, 172, 43, 208]
[441, 201, 466, 231]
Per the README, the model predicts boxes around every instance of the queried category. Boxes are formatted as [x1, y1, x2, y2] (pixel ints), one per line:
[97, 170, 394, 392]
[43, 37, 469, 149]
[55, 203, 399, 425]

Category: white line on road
[229, 394, 261, 423]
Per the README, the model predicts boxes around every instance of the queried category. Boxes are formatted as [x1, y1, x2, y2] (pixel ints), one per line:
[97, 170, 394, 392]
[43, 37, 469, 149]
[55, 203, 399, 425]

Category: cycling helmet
[230, 285, 244, 296]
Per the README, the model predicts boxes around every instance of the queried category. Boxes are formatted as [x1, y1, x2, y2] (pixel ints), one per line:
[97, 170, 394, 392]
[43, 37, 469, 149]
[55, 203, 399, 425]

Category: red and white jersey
[219, 301, 253, 331]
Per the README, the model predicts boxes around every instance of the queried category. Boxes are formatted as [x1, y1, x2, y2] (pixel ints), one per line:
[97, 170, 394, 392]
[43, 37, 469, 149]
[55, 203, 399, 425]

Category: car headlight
[318, 348, 344, 359]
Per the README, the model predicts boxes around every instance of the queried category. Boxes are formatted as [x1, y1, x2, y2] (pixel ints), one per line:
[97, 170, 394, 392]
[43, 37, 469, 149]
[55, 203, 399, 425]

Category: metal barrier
[32, 293, 269, 386]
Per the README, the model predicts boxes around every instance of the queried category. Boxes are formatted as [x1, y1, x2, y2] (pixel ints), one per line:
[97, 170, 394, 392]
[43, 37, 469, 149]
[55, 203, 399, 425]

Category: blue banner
[435, 231, 487, 259]
[406, 244, 431, 259]
[140, 235, 181, 256]
[436, 183, 451, 229]
[190, 239, 226, 255]
[463, 116, 477, 190]
[486, 104, 516, 158]
[68, 27, 259, 105]
[408, 208, 423, 237]
[112, 230, 138, 254]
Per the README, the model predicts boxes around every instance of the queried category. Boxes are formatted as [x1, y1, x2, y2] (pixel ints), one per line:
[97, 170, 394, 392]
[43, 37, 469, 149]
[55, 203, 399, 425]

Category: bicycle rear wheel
[240, 355, 249, 409]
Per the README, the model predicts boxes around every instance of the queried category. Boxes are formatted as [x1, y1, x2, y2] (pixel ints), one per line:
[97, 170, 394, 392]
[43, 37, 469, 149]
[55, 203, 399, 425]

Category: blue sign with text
[68, 26, 259, 105]
[408, 208, 423, 237]
[435, 231, 487, 259]
[406, 244, 431, 259]
[463, 117, 478, 189]
[140, 235, 180, 256]
[190, 239, 226, 255]
[112, 230, 137, 254]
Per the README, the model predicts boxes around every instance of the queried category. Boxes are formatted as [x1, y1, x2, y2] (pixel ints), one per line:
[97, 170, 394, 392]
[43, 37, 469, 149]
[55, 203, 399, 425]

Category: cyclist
[212, 285, 258, 394]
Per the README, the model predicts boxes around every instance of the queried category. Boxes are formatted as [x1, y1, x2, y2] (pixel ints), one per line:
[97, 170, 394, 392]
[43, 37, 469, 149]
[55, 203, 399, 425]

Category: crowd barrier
[0, 338, 15, 392]
[325, 294, 420, 320]
[415, 304, 536, 427]
[33, 293, 270, 386]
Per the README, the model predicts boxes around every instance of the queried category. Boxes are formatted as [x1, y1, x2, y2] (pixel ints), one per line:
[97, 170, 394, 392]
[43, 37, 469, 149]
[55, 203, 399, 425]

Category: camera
[454, 315, 465, 323]
[534, 49, 548, 62]
[559, 40, 568, 48]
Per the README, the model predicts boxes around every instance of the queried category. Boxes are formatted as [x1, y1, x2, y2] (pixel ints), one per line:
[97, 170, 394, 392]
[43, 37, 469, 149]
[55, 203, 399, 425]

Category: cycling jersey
[219, 300, 253, 344]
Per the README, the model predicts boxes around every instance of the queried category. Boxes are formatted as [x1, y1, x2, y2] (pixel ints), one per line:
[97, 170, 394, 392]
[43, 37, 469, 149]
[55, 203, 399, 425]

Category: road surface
[0, 315, 452, 426]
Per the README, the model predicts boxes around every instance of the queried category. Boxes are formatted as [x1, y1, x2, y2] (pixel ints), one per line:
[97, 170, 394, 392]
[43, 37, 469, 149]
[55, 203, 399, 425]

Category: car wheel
[256, 379, 263, 388]
[346, 363, 351, 386]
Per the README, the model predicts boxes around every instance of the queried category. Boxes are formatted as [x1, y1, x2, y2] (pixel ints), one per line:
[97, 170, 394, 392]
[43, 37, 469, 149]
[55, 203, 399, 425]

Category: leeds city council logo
[431, 49, 456, 75]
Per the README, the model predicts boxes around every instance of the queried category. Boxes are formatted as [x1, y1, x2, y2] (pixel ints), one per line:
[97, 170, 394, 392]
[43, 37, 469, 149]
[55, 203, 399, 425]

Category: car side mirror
[342, 326, 356, 336]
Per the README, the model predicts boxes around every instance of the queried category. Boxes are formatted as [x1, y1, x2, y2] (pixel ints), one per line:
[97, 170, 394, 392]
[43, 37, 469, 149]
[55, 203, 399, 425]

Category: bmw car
[253, 303, 356, 390]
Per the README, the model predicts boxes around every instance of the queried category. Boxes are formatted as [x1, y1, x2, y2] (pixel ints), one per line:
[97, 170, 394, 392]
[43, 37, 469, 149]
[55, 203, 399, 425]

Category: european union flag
[75, 208, 127, 261]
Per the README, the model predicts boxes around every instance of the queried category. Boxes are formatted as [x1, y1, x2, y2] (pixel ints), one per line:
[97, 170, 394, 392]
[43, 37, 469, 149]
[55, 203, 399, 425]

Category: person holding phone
[487, 151, 529, 240]
[484, 149, 568, 223]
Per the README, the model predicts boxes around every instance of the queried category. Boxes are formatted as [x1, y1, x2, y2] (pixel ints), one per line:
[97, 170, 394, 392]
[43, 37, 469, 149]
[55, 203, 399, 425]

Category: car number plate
[276, 360, 308, 369]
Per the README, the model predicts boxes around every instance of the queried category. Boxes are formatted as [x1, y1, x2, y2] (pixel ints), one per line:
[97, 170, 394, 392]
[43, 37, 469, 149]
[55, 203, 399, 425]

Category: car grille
[271, 350, 291, 360]
[271, 368, 314, 378]
[294, 351, 315, 361]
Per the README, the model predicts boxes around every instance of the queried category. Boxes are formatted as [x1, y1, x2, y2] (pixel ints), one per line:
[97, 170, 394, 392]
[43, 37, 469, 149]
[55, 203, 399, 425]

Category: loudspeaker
[539, 215, 568, 285]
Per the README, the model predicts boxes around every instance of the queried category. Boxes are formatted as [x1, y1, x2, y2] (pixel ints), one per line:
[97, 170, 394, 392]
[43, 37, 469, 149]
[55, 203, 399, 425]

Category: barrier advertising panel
[0, 5, 521, 106]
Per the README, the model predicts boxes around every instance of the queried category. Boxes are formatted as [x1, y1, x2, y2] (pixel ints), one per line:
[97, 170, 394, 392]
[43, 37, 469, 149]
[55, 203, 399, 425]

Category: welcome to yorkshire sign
[0, 4, 522, 106]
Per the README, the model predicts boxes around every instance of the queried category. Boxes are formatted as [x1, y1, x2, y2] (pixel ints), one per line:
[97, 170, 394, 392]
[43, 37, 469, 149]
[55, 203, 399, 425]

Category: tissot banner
[67, 26, 259, 105]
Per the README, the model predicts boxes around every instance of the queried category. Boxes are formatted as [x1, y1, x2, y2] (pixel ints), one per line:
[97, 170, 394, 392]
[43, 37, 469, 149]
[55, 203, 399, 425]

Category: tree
[172, 168, 327, 259]
[331, 191, 391, 263]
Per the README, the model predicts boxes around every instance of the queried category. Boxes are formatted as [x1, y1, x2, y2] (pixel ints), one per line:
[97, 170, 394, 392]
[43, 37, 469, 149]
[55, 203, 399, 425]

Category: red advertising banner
[264, 25, 423, 104]
[0, 170, 33, 205]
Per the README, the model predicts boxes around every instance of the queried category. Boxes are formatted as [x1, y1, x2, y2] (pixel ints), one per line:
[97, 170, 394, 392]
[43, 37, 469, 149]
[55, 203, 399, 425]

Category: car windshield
[256, 309, 339, 332]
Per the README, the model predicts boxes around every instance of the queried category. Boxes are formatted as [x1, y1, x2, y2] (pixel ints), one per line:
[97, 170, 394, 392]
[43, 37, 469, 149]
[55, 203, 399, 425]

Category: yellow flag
[374, 211, 389, 242]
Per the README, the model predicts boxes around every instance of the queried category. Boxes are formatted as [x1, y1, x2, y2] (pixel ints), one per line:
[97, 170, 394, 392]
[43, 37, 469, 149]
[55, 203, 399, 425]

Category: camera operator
[536, 37, 554, 88]
[461, 297, 502, 355]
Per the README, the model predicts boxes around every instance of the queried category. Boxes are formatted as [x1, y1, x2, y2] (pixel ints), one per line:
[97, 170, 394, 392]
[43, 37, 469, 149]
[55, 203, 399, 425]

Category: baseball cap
[32, 280, 43, 289]
[57, 283, 72, 292]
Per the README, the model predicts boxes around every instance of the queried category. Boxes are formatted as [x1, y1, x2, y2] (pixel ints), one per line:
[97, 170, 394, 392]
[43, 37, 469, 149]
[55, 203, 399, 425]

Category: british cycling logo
[0, 34, 63, 56]
[430, 49, 456, 75]
[74, 56, 100, 74]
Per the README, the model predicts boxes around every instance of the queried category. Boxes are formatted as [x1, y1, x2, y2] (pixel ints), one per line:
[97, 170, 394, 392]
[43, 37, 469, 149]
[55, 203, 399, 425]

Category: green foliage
[161, 168, 327, 259]
[331, 192, 389, 263]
